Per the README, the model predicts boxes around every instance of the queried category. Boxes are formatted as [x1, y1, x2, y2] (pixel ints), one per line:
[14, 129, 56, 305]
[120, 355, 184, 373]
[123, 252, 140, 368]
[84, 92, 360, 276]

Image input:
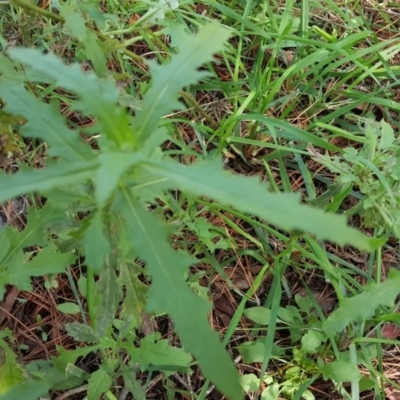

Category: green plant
[311, 118, 400, 239]
[0, 21, 382, 400]
[238, 269, 400, 399]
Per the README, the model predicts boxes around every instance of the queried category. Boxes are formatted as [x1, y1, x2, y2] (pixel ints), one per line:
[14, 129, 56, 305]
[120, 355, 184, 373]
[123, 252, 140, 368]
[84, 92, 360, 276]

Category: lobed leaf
[129, 333, 192, 371]
[0, 160, 97, 204]
[7, 48, 131, 148]
[0, 338, 25, 394]
[0, 204, 74, 299]
[141, 158, 374, 250]
[0, 80, 93, 161]
[133, 22, 231, 141]
[60, 6, 107, 76]
[4, 244, 75, 294]
[0, 81, 93, 162]
[116, 189, 243, 400]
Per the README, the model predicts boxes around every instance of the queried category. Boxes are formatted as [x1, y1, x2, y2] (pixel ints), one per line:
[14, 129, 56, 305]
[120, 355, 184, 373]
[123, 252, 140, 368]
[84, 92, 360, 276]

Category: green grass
[0, 0, 400, 399]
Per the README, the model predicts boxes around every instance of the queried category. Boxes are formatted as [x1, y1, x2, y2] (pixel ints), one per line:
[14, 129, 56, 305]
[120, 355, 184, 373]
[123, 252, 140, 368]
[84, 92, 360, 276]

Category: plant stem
[180, 90, 219, 128]
[10, 0, 63, 22]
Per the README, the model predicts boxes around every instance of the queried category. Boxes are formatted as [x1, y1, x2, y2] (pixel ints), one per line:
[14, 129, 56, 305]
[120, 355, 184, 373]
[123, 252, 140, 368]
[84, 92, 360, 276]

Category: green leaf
[57, 302, 81, 315]
[133, 22, 231, 141]
[278, 306, 303, 325]
[0, 205, 75, 299]
[4, 244, 75, 293]
[65, 322, 99, 344]
[96, 152, 142, 205]
[116, 190, 243, 400]
[239, 373, 260, 392]
[323, 269, 400, 335]
[244, 307, 271, 325]
[60, 5, 87, 40]
[130, 332, 192, 370]
[82, 212, 110, 272]
[0, 338, 25, 394]
[0, 203, 63, 252]
[320, 361, 361, 382]
[117, 262, 147, 328]
[378, 119, 395, 150]
[237, 340, 284, 364]
[81, 31, 108, 76]
[94, 263, 122, 337]
[87, 366, 112, 400]
[0, 382, 49, 400]
[0, 160, 97, 204]
[60, 6, 108, 76]
[261, 382, 280, 400]
[0, 82, 93, 162]
[7, 48, 131, 148]
[53, 345, 99, 372]
[26, 359, 77, 390]
[301, 330, 325, 354]
[142, 158, 373, 250]
[122, 373, 146, 400]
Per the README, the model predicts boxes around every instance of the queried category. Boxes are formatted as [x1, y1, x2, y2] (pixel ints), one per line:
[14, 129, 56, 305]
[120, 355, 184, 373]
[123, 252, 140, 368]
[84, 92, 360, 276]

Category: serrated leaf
[0, 338, 24, 394]
[117, 262, 147, 328]
[142, 158, 373, 250]
[4, 203, 67, 250]
[133, 22, 231, 141]
[116, 190, 243, 400]
[122, 373, 146, 400]
[53, 345, 99, 372]
[0, 82, 93, 161]
[60, 5, 87, 40]
[0, 54, 54, 83]
[0, 205, 75, 300]
[82, 212, 110, 272]
[26, 359, 77, 390]
[321, 360, 361, 382]
[0, 160, 97, 204]
[60, 6, 107, 75]
[4, 243, 74, 293]
[130, 332, 192, 370]
[65, 322, 98, 344]
[7, 48, 131, 148]
[94, 263, 122, 337]
[81, 31, 107, 76]
[244, 307, 271, 325]
[87, 367, 112, 400]
[323, 269, 400, 335]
